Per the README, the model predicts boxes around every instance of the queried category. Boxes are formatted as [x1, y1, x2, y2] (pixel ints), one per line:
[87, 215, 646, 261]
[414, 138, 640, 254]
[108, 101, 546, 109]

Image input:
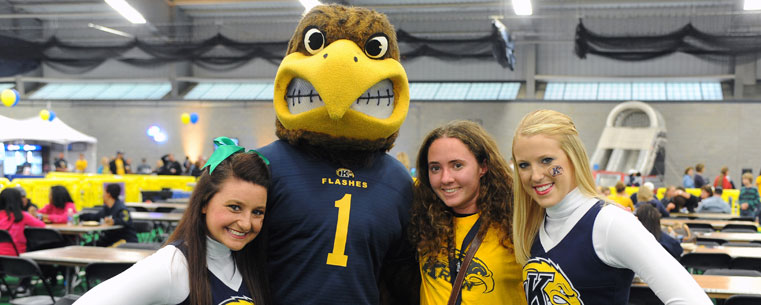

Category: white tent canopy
[1, 114, 97, 174]
[0, 115, 97, 144]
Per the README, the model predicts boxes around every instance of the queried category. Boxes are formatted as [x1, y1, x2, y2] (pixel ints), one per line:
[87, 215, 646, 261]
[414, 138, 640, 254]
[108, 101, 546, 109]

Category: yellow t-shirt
[115, 158, 125, 175]
[609, 194, 634, 212]
[419, 214, 524, 305]
[75, 159, 88, 172]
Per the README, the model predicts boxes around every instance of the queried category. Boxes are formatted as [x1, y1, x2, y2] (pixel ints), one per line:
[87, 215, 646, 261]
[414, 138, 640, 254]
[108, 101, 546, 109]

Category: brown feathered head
[273, 4, 409, 159]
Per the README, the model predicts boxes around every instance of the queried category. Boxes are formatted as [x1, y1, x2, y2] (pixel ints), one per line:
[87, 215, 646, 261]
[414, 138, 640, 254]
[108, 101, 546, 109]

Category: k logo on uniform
[523, 257, 583, 305]
[336, 168, 355, 178]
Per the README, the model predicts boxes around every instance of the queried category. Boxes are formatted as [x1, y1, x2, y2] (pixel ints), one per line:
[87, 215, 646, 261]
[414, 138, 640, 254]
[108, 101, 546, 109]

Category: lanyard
[448, 216, 482, 305]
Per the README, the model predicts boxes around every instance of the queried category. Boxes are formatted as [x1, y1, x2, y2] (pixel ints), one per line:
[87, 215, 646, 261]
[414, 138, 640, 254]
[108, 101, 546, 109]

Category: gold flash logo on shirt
[219, 296, 253, 305]
[336, 168, 354, 178]
[322, 168, 368, 188]
[523, 257, 582, 305]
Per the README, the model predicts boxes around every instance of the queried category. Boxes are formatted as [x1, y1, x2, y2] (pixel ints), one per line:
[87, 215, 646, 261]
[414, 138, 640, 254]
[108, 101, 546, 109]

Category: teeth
[536, 184, 552, 192]
[443, 188, 457, 193]
[284, 78, 395, 119]
[350, 79, 395, 118]
[228, 229, 245, 237]
[286, 78, 324, 115]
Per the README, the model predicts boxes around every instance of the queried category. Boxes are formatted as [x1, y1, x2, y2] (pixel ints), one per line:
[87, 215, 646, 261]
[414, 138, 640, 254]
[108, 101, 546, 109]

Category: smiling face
[203, 178, 267, 251]
[427, 137, 487, 214]
[513, 134, 577, 209]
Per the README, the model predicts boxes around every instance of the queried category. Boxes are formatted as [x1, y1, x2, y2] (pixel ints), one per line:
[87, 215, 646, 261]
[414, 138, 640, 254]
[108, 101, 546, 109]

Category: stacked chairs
[725, 295, 761, 305]
[696, 237, 726, 248]
[24, 228, 69, 252]
[680, 253, 732, 273]
[721, 224, 758, 233]
[729, 258, 761, 273]
[0, 256, 58, 304]
[84, 262, 133, 291]
[686, 223, 714, 234]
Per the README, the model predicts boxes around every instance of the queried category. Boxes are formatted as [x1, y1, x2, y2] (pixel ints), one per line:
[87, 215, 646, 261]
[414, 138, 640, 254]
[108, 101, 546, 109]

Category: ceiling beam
[170, 0, 291, 6]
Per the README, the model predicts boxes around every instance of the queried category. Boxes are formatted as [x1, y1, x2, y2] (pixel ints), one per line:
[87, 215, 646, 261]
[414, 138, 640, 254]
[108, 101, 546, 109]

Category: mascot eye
[364, 34, 388, 59]
[303, 27, 325, 54]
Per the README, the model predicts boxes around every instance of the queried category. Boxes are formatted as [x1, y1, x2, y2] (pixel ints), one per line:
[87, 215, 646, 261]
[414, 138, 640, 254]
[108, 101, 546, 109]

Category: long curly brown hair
[408, 120, 514, 262]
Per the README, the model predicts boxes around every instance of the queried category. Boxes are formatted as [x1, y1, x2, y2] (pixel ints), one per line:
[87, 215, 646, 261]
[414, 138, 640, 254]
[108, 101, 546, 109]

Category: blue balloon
[190, 113, 199, 124]
[48, 111, 56, 121]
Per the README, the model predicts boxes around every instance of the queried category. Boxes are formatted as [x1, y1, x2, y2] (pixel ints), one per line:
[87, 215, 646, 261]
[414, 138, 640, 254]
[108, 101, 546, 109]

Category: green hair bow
[203, 137, 270, 174]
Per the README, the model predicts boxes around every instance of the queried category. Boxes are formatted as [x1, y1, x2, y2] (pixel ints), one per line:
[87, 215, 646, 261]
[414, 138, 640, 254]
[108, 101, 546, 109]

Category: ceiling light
[88, 23, 134, 38]
[299, 0, 322, 14]
[104, 0, 146, 24]
[745, 0, 761, 10]
[512, 0, 533, 16]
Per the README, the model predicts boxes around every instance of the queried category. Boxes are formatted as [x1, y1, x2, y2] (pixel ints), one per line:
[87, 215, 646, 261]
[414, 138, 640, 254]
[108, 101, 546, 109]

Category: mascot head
[273, 4, 409, 164]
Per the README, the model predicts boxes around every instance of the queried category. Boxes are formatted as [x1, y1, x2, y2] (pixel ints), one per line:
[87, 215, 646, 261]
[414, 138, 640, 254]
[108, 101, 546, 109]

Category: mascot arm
[379, 228, 420, 305]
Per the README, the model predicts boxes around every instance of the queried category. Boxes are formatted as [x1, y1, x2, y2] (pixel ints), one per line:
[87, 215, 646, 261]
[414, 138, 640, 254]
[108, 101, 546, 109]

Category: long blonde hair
[511, 110, 599, 265]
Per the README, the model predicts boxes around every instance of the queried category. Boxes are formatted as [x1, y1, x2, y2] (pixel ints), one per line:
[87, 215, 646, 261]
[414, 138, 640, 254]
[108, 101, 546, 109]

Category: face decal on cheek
[549, 165, 564, 177]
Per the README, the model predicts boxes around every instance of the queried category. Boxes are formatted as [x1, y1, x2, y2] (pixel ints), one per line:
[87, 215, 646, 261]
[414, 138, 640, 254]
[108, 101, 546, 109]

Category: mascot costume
[257, 4, 418, 305]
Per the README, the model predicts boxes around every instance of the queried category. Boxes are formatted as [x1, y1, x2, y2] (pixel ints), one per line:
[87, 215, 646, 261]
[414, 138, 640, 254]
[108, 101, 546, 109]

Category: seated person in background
[696, 185, 731, 213]
[37, 185, 77, 224]
[634, 184, 670, 218]
[0, 188, 47, 255]
[609, 181, 634, 212]
[682, 166, 695, 188]
[14, 187, 38, 215]
[630, 181, 655, 205]
[79, 183, 137, 246]
[665, 186, 699, 213]
[635, 204, 683, 260]
[0, 188, 46, 295]
[597, 185, 612, 197]
[738, 172, 760, 217]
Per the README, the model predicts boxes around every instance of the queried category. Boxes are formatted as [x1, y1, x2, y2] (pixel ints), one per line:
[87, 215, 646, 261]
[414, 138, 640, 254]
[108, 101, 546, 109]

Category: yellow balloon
[40, 109, 50, 121]
[1, 89, 19, 107]
[181, 113, 191, 124]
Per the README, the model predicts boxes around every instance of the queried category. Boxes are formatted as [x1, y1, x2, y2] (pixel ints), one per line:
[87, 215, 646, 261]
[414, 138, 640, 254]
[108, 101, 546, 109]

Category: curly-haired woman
[409, 120, 522, 305]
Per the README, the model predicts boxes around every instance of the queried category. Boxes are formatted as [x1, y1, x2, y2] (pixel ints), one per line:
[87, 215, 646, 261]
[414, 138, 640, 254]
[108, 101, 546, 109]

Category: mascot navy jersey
[523, 202, 634, 305]
[259, 140, 413, 305]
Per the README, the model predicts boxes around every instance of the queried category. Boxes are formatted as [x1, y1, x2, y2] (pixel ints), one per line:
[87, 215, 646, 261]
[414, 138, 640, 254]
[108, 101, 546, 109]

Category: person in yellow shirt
[409, 120, 523, 305]
[610, 181, 634, 212]
[74, 153, 88, 173]
[109, 151, 126, 175]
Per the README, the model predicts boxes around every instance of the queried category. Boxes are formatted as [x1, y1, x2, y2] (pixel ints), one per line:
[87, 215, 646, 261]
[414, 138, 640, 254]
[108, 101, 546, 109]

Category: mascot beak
[318, 40, 367, 120]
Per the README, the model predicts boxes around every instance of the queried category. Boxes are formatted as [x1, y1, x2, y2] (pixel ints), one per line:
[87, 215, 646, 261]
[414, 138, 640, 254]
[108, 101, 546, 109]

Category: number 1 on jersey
[326, 194, 351, 267]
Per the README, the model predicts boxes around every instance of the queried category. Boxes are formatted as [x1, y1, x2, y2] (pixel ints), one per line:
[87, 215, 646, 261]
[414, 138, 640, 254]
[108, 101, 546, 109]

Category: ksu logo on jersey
[218, 296, 253, 305]
[421, 250, 495, 294]
[336, 168, 354, 178]
[523, 257, 582, 305]
[321, 168, 369, 188]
